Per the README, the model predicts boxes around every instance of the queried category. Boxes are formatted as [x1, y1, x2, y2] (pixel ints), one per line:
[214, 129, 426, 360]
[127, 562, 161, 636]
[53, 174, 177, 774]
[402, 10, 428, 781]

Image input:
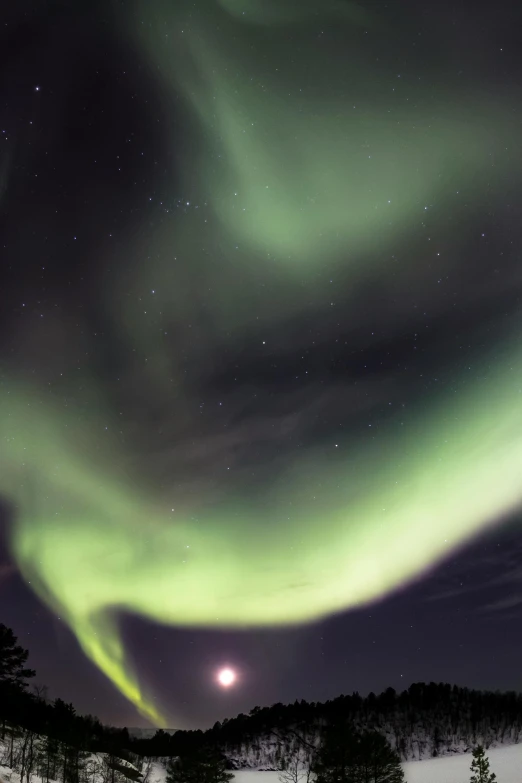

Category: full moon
[217, 667, 236, 687]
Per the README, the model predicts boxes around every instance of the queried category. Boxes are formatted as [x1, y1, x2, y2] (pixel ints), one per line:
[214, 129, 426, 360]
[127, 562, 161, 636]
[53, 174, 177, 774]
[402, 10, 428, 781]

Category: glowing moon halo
[217, 667, 236, 687]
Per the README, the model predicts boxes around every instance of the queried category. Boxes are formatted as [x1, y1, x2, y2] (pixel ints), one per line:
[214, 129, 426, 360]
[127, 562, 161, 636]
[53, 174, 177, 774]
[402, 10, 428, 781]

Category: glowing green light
[4, 334, 522, 724]
[2, 0, 522, 726]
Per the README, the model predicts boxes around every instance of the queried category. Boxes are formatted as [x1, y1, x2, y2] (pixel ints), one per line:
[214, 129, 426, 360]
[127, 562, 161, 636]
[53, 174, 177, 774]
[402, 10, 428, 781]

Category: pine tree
[313, 724, 361, 783]
[313, 725, 404, 783]
[357, 732, 404, 783]
[470, 746, 496, 783]
[0, 624, 36, 741]
[166, 748, 233, 783]
[0, 624, 35, 685]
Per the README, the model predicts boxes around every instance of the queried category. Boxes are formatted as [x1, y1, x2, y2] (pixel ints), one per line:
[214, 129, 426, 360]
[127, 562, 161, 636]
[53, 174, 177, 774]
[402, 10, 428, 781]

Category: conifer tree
[313, 725, 404, 783]
[357, 731, 404, 783]
[166, 748, 233, 783]
[470, 746, 496, 783]
[0, 624, 35, 685]
[313, 723, 361, 783]
[0, 624, 36, 740]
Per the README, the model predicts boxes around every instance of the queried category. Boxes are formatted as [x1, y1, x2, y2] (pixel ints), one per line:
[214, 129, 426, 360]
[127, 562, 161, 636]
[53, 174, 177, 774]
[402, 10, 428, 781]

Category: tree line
[164, 725, 407, 783]
[132, 683, 522, 763]
[164, 729, 499, 783]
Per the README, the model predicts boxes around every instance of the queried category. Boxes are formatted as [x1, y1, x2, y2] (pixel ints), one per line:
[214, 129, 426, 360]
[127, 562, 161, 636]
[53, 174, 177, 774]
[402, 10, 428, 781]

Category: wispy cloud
[479, 593, 522, 613]
[425, 530, 522, 614]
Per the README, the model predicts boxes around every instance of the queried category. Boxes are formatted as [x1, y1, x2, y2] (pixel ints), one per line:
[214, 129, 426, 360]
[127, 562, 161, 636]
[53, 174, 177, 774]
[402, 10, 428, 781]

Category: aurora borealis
[1, 0, 522, 728]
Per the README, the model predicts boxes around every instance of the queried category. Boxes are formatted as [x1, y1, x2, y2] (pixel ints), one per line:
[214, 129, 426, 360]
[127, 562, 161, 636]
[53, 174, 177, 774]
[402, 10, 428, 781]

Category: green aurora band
[5, 338, 522, 724]
[3, 0, 522, 725]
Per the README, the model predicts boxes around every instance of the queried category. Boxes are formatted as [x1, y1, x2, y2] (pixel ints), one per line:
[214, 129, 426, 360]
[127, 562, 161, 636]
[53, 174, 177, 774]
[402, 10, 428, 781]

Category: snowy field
[232, 744, 522, 783]
[3, 744, 522, 783]
[402, 744, 522, 783]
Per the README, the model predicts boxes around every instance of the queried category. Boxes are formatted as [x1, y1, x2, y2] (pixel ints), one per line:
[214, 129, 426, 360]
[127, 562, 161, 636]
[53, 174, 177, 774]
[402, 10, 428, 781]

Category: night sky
[1, 0, 522, 731]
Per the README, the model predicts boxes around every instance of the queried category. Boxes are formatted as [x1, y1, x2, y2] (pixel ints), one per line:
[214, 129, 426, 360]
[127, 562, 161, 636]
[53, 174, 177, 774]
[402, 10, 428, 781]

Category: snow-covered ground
[3, 743, 522, 783]
[233, 744, 522, 783]
[403, 744, 522, 783]
[140, 745, 522, 783]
